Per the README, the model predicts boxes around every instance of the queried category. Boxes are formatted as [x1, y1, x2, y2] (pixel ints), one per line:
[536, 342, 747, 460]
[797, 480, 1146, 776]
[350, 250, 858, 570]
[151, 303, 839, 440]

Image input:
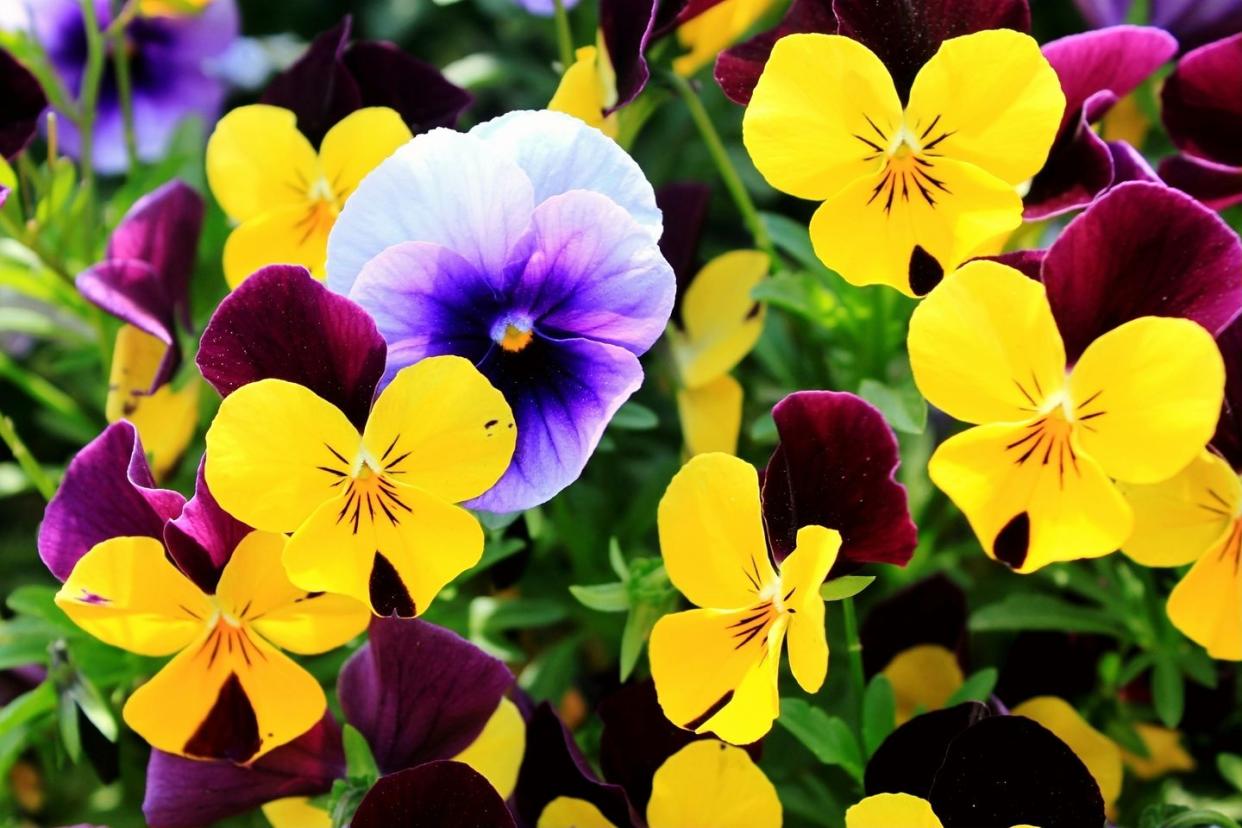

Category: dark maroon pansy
[143, 715, 344, 828]
[338, 617, 514, 775]
[858, 575, 968, 676]
[37, 422, 185, 581]
[993, 631, 1112, 706]
[1025, 26, 1177, 219]
[655, 181, 712, 327]
[261, 17, 471, 148]
[1160, 154, 1242, 210]
[1211, 315, 1242, 469]
[352, 761, 516, 828]
[1038, 181, 1242, 363]
[196, 264, 387, 429]
[714, 0, 1029, 105]
[0, 47, 47, 158]
[514, 703, 638, 828]
[163, 460, 252, 594]
[761, 391, 917, 570]
[600, 0, 659, 111]
[76, 180, 204, 391]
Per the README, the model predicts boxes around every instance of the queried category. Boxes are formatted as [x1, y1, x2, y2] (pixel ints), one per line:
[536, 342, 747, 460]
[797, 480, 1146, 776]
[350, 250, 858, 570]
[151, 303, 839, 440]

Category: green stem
[111, 25, 139, 170]
[0, 413, 57, 501]
[0, 211, 76, 285]
[551, 0, 575, 71]
[77, 0, 108, 235]
[668, 72, 774, 260]
[840, 597, 867, 729]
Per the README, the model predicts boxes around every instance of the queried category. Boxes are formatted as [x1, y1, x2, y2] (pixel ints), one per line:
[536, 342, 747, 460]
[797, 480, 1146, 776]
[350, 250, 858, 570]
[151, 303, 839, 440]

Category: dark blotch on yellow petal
[683, 689, 735, 731]
[908, 245, 945, 296]
[993, 512, 1030, 570]
[369, 552, 416, 618]
[183, 673, 261, 762]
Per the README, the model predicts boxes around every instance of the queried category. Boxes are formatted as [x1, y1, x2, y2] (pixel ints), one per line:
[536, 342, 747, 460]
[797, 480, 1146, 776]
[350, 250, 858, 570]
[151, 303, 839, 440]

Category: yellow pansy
[744, 31, 1065, 295]
[845, 793, 1038, 828]
[56, 532, 369, 761]
[881, 644, 964, 724]
[549, 46, 620, 138]
[206, 105, 411, 288]
[205, 355, 516, 617]
[908, 261, 1224, 572]
[452, 697, 527, 799]
[674, 0, 782, 77]
[648, 452, 840, 744]
[263, 797, 332, 828]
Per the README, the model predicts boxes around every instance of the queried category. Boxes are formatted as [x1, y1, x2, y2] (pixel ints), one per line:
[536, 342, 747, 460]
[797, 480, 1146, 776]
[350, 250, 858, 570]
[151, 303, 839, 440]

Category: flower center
[855, 113, 953, 214]
[491, 315, 535, 353]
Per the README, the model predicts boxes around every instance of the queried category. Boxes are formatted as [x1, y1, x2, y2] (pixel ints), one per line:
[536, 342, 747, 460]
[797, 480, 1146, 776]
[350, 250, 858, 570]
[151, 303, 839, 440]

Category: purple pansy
[1025, 26, 1176, 219]
[31, 0, 238, 173]
[327, 110, 674, 513]
[260, 16, 471, 147]
[76, 179, 204, 391]
[1076, 0, 1242, 50]
[0, 46, 47, 157]
[1159, 33, 1242, 210]
[715, 0, 1029, 105]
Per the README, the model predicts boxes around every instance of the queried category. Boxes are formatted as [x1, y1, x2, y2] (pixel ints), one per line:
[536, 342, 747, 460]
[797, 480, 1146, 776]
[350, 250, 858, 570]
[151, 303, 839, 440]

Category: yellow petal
[647, 740, 782, 828]
[677, 374, 744, 457]
[1012, 696, 1123, 811]
[1167, 519, 1242, 660]
[780, 525, 841, 693]
[214, 530, 369, 655]
[744, 34, 901, 201]
[123, 623, 326, 761]
[205, 379, 362, 533]
[205, 104, 318, 222]
[1069, 317, 1225, 484]
[222, 205, 332, 289]
[55, 536, 212, 656]
[929, 422, 1132, 572]
[1100, 92, 1149, 146]
[649, 606, 783, 744]
[538, 797, 619, 828]
[451, 697, 526, 799]
[906, 30, 1065, 186]
[1120, 450, 1240, 567]
[674, 0, 781, 77]
[1121, 723, 1195, 780]
[283, 480, 484, 617]
[263, 798, 331, 828]
[549, 46, 619, 138]
[881, 645, 964, 724]
[673, 250, 768, 387]
[808, 156, 1023, 296]
[908, 260, 1066, 424]
[318, 107, 412, 204]
[364, 355, 517, 505]
[657, 452, 776, 609]
[845, 793, 943, 828]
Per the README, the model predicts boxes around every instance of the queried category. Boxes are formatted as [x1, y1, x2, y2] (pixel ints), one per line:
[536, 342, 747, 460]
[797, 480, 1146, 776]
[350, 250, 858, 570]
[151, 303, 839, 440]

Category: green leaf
[1218, 753, 1242, 793]
[751, 271, 837, 322]
[1152, 655, 1185, 728]
[858, 378, 927, 435]
[821, 575, 876, 602]
[761, 212, 829, 276]
[945, 668, 998, 707]
[620, 599, 664, 682]
[569, 582, 629, 613]
[608, 537, 629, 580]
[777, 698, 864, 782]
[969, 594, 1128, 638]
[1105, 717, 1148, 757]
[519, 635, 581, 702]
[69, 676, 117, 742]
[7, 585, 75, 631]
[0, 682, 55, 739]
[342, 724, 379, 783]
[609, 401, 659, 430]
[861, 675, 896, 757]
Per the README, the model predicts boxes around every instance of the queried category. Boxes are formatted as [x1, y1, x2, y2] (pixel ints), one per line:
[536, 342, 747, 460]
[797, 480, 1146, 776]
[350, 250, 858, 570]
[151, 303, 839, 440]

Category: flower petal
[343, 41, 473, 132]
[1011, 696, 1123, 813]
[846, 794, 943, 828]
[859, 575, 968, 677]
[1214, 315, 1242, 466]
[1120, 450, 1240, 566]
[1023, 106, 1116, 219]
[163, 459, 253, 594]
[1159, 153, 1242, 211]
[351, 761, 517, 828]
[655, 181, 712, 300]
[0, 46, 47, 157]
[197, 264, 387, 429]
[451, 697, 526, 800]
[205, 104, 319, 222]
[865, 702, 993, 798]
[318, 106, 412, 202]
[882, 646, 965, 723]
[258, 18, 361, 146]
[714, 0, 838, 105]
[338, 616, 514, 773]
[781, 525, 840, 692]
[1162, 32, 1242, 167]
[599, 0, 657, 109]
[1167, 520, 1242, 660]
[538, 798, 621, 828]
[1121, 722, 1196, 779]
[678, 373, 744, 457]
[673, 250, 767, 386]
[222, 205, 331, 289]
[77, 259, 179, 392]
[646, 741, 781, 828]
[38, 421, 185, 582]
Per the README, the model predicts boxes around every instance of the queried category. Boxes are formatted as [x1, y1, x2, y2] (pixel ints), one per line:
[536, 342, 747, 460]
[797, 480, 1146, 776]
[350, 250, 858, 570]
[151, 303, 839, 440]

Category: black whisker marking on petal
[1078, 411, 1107, 421]
[1208, 488, 1232, 507]
[854, 133, 884, 153]
[684, 691, 735, 731]
[1076, 389, 1103, 410]
[317, 466, 347, 477]
[920, 114, 942, 140]
[324, 443, 349, 465]
[733, 623, 767, 649]
[380, 434, 400, 462]
[385, 451, 412, 470]
[1013, 379, 1037, 407]
[863, 113, 888, 142]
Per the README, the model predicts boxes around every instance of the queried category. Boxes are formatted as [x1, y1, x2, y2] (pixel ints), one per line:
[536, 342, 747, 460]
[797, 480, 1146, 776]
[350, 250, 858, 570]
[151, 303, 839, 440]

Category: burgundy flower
[0, 46, 47, 158]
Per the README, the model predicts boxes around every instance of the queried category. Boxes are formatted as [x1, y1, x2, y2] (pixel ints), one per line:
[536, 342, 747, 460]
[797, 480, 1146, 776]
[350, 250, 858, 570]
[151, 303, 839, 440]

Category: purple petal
[761, 391, 917, 570]
[469, 336, 644, 514]
[197, 265, 387, 429]
[345, 41, 473, 132]
[260, 18, 362, 147]
[0, 47, 47, 158]
[1108, 139, 1160, 182]
[1159, 153, 1242, 210]
[513, 703, 637, 828]
[859, 575, 969, 676]
[1152, 0, 1242, 51]
[714, 0, 837, 105]
[1023, 110, 1115, 219]
[352, 761, 517, 828]
[834, 0, 1030, 100]
[163, 459, 252, 595]
[1041, 181, 1242, 362]
[599, 0, 658, 110]
[37, 422, 185, 582]
[143, 715, 343, 828]
[1074, 0, 1129, 27]
[76, 259, 179, 392]
[655, 182, 712, 313]
[339, 618, 514, 775]
[1212, 315, 1242, 468]
[1162, 32, 1242, 167]
[987, 249, 1046, 281]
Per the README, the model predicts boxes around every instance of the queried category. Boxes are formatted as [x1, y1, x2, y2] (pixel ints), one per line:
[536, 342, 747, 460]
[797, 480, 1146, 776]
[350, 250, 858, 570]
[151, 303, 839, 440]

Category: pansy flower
[1024, 26, 1176, 218]
[142, 617, 524, 827]
[39, 424, 369, 762]
[76, 180, 205, 479]
[30, 0, 238, 172]
[742, 27, 1064, 295]
[1076, 0, 1242, 50]
[199, 265, 516, 617]
[327, 109, 673, 513]
[1159, 32, 1242, 211]
[672, 0, 783, 77]
[0, 46, 47, 158]
[908, 182, 1240, 572]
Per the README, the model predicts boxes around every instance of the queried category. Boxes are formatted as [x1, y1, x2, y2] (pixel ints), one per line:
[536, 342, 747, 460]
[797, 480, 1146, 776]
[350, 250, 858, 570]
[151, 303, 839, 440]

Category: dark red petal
[352, 761, 517, 828]
[163, 459, 252, 594]
[261, 17, 362, 147]
[600, 0, 658, 111]
[1162, 31, 1242, 167]
[713, 0, 836, 105]
[1212, 314, 1242, 468]
[0, 46, 47, 158]
[77, 259, 180, 393]
[1160, 153, 1242, 210]
[1024, 109, 1115, 220]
